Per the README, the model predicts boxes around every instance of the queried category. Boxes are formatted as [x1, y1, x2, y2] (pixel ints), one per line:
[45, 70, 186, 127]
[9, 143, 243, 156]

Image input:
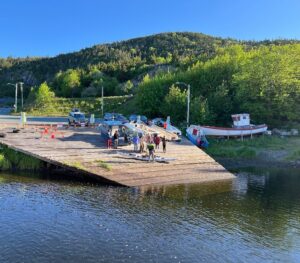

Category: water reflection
[0, 167, 300, 262]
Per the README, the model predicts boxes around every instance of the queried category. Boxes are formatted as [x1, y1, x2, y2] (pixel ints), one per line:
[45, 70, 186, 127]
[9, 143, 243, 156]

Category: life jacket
[147, 144, 155, 150]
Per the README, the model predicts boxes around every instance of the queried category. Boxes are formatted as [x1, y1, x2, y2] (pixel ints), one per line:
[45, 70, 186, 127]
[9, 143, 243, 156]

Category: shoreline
[216, 157, 300, 170]
[206, 136, 300, 171]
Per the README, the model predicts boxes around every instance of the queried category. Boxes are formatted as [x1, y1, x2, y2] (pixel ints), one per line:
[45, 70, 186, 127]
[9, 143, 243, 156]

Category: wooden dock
[0, 126, 235, 187]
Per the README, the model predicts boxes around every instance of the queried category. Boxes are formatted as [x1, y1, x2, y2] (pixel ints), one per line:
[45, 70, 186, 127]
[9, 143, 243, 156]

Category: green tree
[123, 80, 134, 93]
[233, 45, 300, 126]
[137, 73, 174, 116]
[190, 97, 212, 125]
[35, 82, 55, 107]
[207, 82, 233, 125]
[160, 85, 187, 124]
[54, 69, 81, 97]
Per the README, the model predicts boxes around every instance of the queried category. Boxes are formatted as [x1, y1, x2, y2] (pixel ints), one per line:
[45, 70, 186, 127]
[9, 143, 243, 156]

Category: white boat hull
[200, 124, 268, 137]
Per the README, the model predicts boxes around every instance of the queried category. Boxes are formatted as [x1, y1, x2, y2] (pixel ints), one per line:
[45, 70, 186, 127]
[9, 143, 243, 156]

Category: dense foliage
[1, 32, 298, 97]
[137, 44, 300, 127]
[1, 32, 299, 127]
[24, 96, 134, 117]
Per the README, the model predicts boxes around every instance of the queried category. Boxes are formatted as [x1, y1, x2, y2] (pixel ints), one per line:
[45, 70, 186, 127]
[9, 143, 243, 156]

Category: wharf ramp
[0, 126, 235, 187]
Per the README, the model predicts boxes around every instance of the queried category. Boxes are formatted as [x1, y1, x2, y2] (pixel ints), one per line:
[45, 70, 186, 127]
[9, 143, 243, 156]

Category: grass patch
[206, 139, 258, 159]
[206, 136, 300, 160]
[96, 160, 112, 171]
[0, 153, 12, 170]
[206, 146, 256, 159]
[0, 145, 42, 171]
[206, 136, 283, 159]
[63, 161, 85, 170]
[208, 136, 285, 150]
[285, 149, 300, 161]
[236, 147, 256, 158]
[206, 147, 237, 158]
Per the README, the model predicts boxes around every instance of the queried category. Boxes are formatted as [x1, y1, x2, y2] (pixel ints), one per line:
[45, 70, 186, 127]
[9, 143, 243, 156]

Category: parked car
[68, 109, 88, 126]
[129, 114, 148, 123]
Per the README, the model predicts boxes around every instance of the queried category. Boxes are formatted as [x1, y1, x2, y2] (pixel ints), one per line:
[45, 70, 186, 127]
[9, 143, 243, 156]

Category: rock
[291, 129, 299, 136]
[272, 128, 299, 136]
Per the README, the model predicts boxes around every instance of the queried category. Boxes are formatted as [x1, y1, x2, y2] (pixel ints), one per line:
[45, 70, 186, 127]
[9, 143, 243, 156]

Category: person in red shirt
[155, 135, 160, 149]
[107, 138, 113, 149]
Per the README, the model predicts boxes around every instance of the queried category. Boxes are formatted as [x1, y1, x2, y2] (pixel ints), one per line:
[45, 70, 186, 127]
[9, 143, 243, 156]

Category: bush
[0, 154, 11, 170]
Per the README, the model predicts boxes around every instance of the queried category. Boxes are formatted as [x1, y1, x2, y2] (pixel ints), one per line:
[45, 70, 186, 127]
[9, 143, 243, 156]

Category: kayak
[116, 151, 176, 163]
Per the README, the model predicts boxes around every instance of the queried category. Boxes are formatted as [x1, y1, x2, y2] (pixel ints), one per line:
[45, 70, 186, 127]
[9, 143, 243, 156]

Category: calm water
[0, 167, 300, 263]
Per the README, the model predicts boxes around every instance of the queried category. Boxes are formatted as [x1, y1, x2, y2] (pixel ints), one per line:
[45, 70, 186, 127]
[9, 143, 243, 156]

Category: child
[107, 137, 113, 149]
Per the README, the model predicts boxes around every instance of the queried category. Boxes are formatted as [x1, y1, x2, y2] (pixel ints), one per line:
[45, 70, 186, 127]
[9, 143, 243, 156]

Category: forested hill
[0, 32, 298, 97]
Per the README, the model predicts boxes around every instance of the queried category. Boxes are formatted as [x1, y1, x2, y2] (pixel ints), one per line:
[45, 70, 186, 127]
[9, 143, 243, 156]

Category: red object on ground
[51, 133, 55, 139]
[107, 139, 113, 148]
[163, 122, 167, 129]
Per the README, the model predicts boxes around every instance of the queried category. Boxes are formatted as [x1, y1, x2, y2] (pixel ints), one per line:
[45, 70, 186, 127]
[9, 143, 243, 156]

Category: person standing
[140, 136, 145, 153]
[107, 137, 113, 149]
[124, 132, 128, 144]
[155, 135, 160, 149]
[147, 142, 155, 162]
[162, 136, 166, 153]
[145, 133, 150, 143]
[113, 130, 119, 149]
[133, 133, 139, 152]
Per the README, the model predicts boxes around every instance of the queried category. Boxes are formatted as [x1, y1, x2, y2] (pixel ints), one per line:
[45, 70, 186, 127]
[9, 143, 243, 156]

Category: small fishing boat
[134, 116, 179, 141]
[189, 114, 268, 138]
[152, 116, 182, 136]
[123, 122, 145, 137]
[186, 125, 209, 148]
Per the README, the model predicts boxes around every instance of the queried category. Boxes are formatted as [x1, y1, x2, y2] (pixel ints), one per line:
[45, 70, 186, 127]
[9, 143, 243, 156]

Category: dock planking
[0, 126, 235, 187]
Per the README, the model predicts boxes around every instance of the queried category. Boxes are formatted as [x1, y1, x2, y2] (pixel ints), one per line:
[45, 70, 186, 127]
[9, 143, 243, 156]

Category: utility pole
[15, 83, 18, 113]
[101, 86, 104, 117]
[7, 83, 18, 112]
[19, 82, 24, 110]
[187, 84, 190, 128]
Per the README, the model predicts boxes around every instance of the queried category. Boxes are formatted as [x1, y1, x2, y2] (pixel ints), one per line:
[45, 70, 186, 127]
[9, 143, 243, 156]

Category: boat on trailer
[186, 125, 209, 148]
[191, 114, 268, 138]
[151, 116, 182, 136]
[134, 116, 180, 141]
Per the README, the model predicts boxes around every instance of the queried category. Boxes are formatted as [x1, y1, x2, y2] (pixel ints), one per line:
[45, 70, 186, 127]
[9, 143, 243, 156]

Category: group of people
[132, 133, 166, 161]
[132, 133, 166, 152]
[107, 130, 167, 162]
[107, 130, 119, 149]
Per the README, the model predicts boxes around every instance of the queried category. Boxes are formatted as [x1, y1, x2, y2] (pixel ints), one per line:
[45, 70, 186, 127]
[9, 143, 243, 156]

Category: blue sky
[1, 0, 299, 57]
